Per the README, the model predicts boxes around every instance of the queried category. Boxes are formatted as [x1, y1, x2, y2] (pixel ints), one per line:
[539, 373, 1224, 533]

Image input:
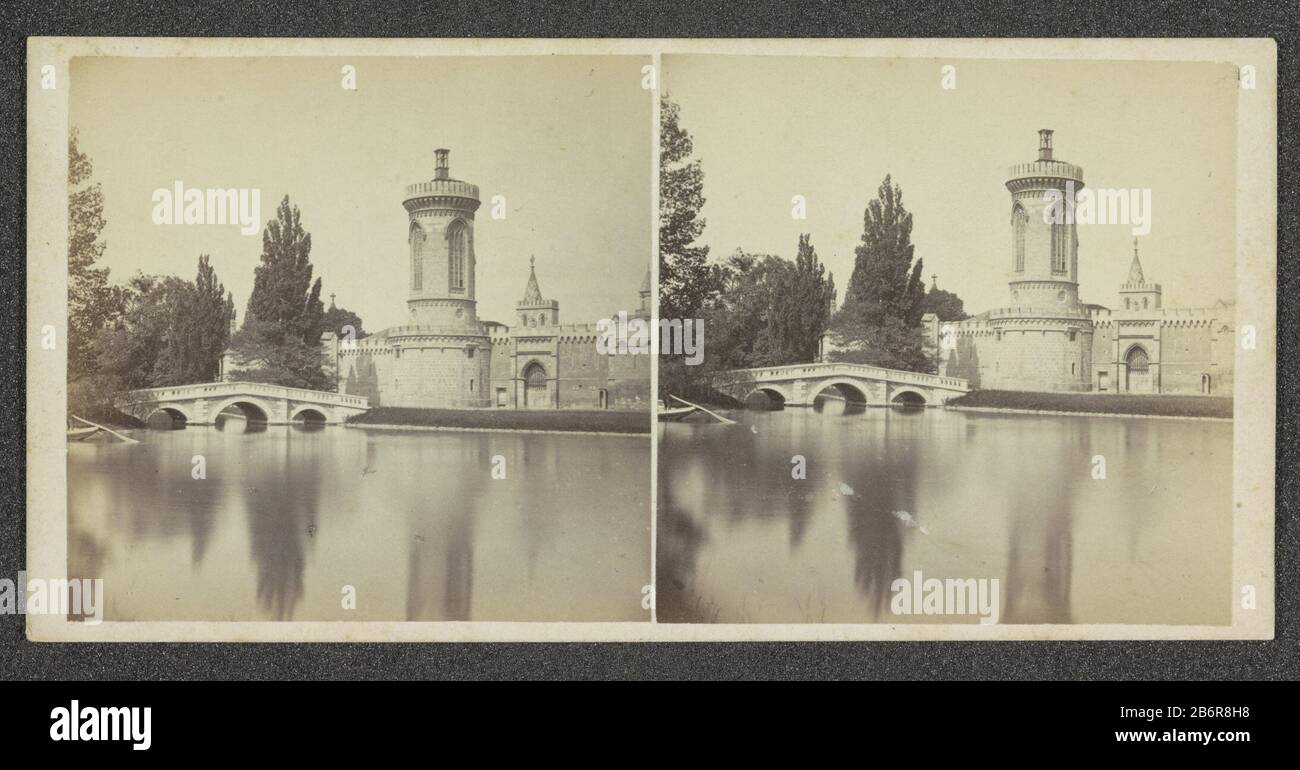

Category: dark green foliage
[827, 175, 932, 372]
[321, 304, 366, 341]
[245, 195, 324, 345]
[659, 96, 723, 322]
[67, 129, 125, 382]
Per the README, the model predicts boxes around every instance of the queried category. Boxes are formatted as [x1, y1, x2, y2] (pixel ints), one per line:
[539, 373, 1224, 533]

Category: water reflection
[658, 407, 1232, 625]
[68, 426, 650, 622]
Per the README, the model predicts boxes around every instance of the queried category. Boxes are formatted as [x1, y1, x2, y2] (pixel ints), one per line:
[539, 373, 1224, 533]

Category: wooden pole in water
[668, 395, 737, 425]
[70, 414, 141, 444]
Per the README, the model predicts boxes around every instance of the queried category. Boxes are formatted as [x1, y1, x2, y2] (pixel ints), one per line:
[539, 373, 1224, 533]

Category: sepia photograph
[41, 49, 653, 629]
[655, 51, 1272, 633]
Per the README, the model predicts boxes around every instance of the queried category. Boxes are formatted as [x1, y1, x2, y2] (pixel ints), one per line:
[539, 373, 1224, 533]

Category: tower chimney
[1037, 129, 1054, 161]
[434, 148, 450, 180]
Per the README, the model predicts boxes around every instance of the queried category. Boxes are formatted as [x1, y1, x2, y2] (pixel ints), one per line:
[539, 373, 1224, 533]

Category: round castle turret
[404, 148, 481, 329]
[985, 129, 1092, 391]
[1005, 129, 1085, 308]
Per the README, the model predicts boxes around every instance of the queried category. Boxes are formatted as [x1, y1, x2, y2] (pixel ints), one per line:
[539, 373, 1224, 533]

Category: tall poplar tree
[68, 129, 123, 382]
[829, 175, 931, 371]
[245, 195, 324, 345]
[659, 96, 721, 321]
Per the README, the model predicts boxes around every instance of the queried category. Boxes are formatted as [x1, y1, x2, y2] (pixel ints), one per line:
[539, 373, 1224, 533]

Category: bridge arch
[145, 404, 192, 426]
[742, 384, 789, 408]
[889, 386, 929, 406]
[211, 396, 274, 423]
[289, 405, 330, 423]
[810, 379, 871, 405]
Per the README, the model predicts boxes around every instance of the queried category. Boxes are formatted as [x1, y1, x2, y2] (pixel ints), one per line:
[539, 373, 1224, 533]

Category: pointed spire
[328, 292, 337, 311]
[640, 269, 651, 294]
[521, 255, 544, 304]
[1127, 238, 1146, 284]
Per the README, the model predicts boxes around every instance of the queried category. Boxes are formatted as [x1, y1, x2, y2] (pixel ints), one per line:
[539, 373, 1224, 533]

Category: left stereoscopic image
[49, 53, 653, 627]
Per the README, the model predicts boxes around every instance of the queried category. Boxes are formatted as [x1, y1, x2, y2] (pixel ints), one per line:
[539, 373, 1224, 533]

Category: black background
[0, 0, 1295, 681]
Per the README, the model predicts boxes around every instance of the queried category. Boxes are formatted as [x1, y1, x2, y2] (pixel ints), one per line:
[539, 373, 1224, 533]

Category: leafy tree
[698, 237, 836, 370]
[767, 234, 835, 364]
[840, 174, 925, 327]
[88, 256, 235, 393]
[67, 129, 124, 382]
[226, 318, 333, 391]
[321, 303, 366, 342]
[245, 195, 324, 345]
[828, 175, 931, 372]
[918, 277, 968, 322]
[234, 196, 327, 387]
[659, 96, 722, 321]
[91, 274, 193, 392]
[702, 250, 789, 369]
[155, 255, 234, 384]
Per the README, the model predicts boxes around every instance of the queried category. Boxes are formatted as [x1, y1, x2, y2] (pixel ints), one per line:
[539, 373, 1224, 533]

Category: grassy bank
[346, 407, 651, 434]
[948, 390, 1233, 419]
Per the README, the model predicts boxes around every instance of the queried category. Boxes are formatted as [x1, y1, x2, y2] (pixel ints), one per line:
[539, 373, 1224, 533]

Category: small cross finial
[330, 292, 336, 303]
[530, 255, 535, 269]
[1133, 237, 1139, 256]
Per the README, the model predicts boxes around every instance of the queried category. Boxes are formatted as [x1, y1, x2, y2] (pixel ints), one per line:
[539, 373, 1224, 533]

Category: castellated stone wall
[335, 333, 491, 408]
[940, 317, 1092, 392]
[334, 321, 650, 410]
[1088, 306, 1234, 395]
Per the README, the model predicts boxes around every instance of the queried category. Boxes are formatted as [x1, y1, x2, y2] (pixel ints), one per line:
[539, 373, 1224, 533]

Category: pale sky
[70, 56, 652, 331]
[663, 55, 1238, 313]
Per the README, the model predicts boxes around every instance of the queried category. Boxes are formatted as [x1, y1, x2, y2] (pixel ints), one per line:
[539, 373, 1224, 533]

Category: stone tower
[403, 148, 481, 329]
[1005, 128, 1084, 308]
[1119, 239, 1162, 310]
[984, 129, 1093, 391]
[516, 256, 560, 328]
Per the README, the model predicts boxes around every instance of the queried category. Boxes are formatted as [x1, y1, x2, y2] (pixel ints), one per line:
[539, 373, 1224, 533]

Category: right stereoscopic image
[656, 55, 1238, 625]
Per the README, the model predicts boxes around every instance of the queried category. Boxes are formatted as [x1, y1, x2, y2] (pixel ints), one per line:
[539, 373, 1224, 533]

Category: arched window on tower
[448, 221, 467, 292]
[1012, 205, 1027, 272]
[409, 223, 425, 291]
[1051, 221, 1068, 273]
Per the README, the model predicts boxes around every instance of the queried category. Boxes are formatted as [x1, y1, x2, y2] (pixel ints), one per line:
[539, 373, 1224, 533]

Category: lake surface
[657, 403, 1233, 625]
[68, 421, 650, 622]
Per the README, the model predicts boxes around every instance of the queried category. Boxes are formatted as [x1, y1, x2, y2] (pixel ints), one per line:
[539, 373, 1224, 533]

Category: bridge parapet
[117, 381, 370, 425]
[709, 363, 969, 407]
[711, 363, 968, 391]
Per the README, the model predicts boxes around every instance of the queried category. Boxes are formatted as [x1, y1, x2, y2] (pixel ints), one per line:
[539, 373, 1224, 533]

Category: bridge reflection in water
[657, 405, 1232, 625]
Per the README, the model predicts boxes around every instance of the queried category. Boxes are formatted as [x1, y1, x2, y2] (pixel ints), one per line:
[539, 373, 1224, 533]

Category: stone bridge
[117, 381, 371, 425]
[710, 363, 970, 407]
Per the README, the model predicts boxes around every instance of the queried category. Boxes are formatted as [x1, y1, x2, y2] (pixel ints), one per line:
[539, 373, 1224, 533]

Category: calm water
[657, 403, 1232, 625]
[68, 422, 650, 622]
